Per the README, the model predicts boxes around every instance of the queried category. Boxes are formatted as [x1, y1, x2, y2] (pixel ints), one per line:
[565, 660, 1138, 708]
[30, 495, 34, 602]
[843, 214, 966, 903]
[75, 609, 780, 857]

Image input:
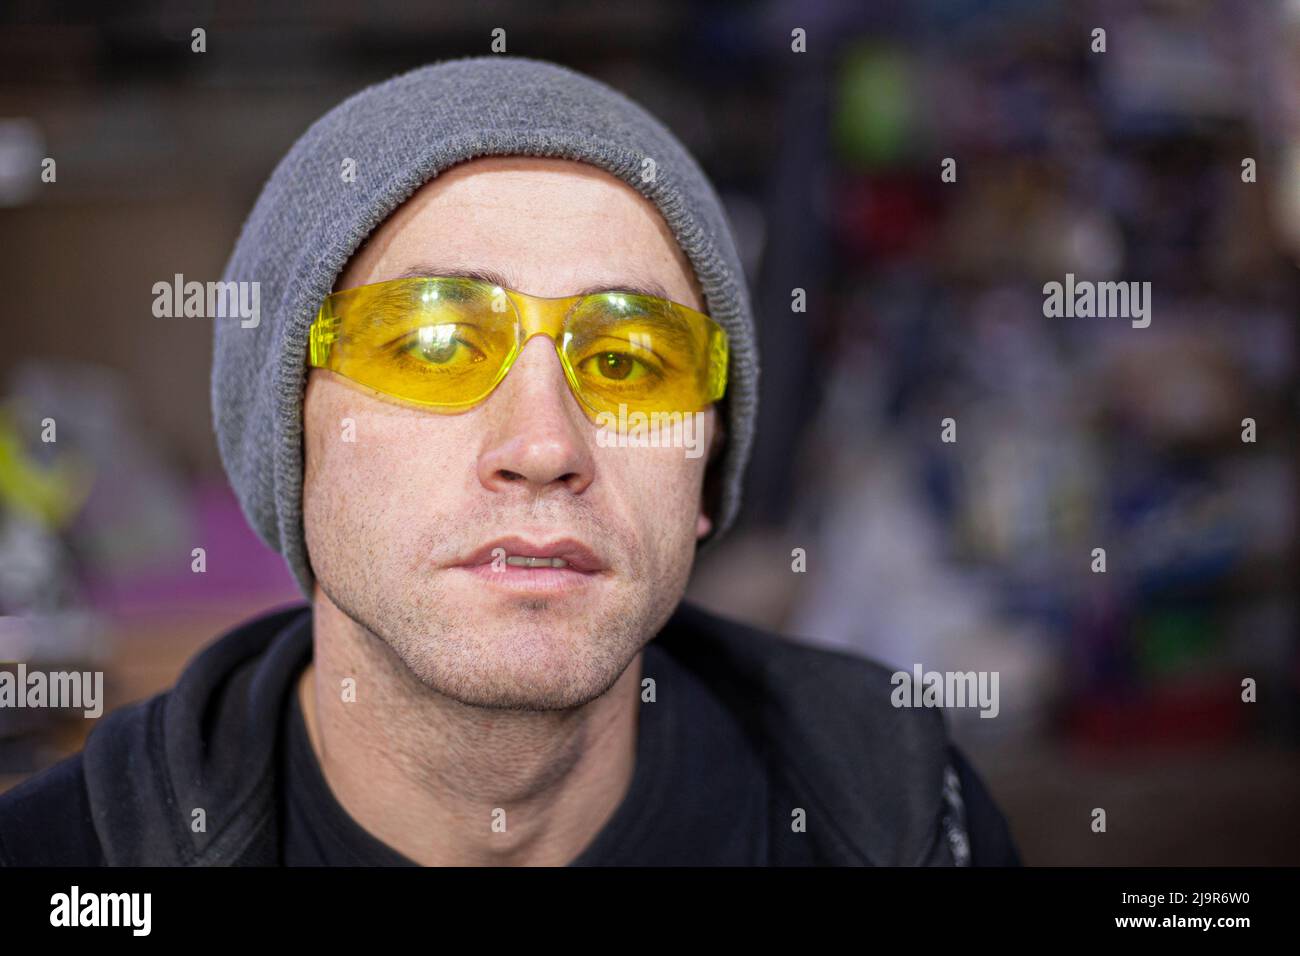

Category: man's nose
[476, 336, 595, 498]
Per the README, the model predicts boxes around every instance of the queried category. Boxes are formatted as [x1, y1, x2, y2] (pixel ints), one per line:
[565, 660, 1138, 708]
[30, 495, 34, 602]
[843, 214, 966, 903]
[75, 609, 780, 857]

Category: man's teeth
[504, 555, 569, 568]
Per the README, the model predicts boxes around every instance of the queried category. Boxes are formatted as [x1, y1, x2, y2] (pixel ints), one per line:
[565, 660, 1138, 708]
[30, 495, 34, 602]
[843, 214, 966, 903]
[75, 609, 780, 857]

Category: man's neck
[297, 593, 642, 866]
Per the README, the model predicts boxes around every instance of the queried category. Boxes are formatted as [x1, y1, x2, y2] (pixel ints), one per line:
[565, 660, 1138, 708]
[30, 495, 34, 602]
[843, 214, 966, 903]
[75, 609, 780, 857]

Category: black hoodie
[0, 600, 1020, 866]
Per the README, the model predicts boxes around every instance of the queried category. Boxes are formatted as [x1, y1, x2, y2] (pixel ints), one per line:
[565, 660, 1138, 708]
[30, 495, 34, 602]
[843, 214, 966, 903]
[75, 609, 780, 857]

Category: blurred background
[0, 0, 1296, 864]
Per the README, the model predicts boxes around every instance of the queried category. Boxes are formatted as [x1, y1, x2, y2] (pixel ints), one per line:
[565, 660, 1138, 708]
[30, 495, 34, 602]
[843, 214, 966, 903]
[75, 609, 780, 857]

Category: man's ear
[707, 405, 727, 469]
[697, 402, 728, 541]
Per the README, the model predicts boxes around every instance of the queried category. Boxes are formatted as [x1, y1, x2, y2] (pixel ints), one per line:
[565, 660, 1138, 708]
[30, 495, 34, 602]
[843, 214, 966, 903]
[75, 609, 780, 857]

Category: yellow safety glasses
[308, 275, 728, 419]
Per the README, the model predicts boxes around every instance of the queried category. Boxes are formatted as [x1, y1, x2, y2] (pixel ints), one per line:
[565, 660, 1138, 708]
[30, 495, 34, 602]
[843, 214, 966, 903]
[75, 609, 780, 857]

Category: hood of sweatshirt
[71, 601, 954, 866]
[80, 604, 311, 865]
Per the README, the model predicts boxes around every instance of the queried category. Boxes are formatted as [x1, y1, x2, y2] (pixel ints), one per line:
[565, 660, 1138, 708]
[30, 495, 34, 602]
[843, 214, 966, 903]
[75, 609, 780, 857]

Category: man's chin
[423, 666, 628, 712]
[410, 624, 637, 712]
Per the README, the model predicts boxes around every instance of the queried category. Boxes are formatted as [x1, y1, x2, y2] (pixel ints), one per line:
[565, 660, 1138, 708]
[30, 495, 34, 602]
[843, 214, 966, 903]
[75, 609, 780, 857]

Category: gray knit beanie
[213, 55, 758, 598]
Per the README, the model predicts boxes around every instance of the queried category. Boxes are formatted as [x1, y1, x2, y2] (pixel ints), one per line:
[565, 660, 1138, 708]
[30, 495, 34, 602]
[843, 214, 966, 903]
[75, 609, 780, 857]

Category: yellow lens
[561, 293, 724, 415]
[320, 278, 519, 408]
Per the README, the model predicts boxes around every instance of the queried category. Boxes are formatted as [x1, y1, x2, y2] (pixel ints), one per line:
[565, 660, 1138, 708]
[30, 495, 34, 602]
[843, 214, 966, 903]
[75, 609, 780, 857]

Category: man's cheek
[307, 426, 396, 538]
[624, 450, 707, 554]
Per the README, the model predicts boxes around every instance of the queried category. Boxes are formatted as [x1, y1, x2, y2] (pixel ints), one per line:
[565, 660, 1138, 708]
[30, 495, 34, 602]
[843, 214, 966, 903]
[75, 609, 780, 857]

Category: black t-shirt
[278, 640, 771, 866]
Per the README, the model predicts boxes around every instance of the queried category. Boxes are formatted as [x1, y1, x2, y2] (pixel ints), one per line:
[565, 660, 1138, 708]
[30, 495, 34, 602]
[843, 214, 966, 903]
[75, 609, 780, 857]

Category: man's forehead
[384, 263, 677, 305]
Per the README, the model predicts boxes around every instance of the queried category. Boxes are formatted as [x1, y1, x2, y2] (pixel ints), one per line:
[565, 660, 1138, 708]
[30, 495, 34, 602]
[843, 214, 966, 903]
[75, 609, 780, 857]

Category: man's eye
[398, 325, 485, 366]
[578, 350, 652, 382]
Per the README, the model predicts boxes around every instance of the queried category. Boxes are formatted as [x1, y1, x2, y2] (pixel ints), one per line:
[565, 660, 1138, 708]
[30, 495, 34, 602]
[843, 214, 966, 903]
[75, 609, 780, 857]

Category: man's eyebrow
[389, 265, 675, 303]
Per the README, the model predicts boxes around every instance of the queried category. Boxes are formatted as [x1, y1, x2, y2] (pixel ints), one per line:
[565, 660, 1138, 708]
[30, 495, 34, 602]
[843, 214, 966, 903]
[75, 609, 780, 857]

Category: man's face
[302, 157, 718, 710]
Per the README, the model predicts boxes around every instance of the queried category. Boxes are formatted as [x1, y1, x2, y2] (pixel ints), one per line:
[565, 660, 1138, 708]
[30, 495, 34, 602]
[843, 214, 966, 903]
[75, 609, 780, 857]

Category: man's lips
[452, 537, 607, 575]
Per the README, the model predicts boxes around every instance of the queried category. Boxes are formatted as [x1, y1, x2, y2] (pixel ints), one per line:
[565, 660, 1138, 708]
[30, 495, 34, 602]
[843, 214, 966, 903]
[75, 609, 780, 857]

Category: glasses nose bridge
[510, 289, 580, 347]
[503, 291, 587, 409]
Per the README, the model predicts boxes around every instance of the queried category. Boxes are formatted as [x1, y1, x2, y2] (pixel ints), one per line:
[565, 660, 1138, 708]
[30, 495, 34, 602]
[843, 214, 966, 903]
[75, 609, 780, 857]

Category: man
[0, 56, 1019, 866]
